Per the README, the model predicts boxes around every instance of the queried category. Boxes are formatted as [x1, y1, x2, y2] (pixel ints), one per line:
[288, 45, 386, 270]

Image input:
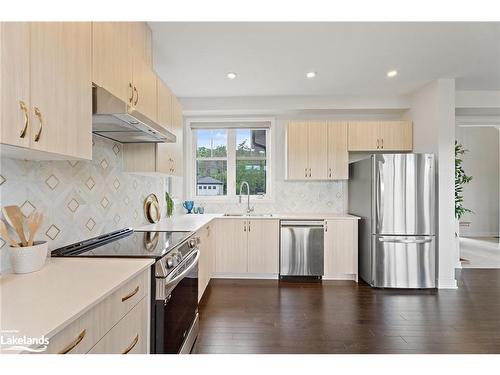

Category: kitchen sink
[223, 213, 273, 217]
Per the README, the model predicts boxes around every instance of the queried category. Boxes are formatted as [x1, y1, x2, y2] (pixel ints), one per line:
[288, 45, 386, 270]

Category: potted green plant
[165, 192, 174, 218]
[455, 141, 473, 265]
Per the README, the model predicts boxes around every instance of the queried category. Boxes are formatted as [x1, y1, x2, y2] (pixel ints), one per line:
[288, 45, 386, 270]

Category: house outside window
[189, 119, 273, 200]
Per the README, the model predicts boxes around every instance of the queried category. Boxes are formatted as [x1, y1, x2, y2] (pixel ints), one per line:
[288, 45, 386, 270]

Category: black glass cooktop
[51, 228, 193, 260]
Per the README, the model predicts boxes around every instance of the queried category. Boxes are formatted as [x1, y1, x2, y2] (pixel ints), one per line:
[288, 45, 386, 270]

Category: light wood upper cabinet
[29, 22, 92, 159]
[378, 121, 412, 151]
[0, 22, 30, 149]
[307, 122, 328, 180]
[215, 219, 248, 274]
[247, 220, 279, 274]
[324, 219, 358, 280]
[348, 121, 380, 151]
[92, 22, 133, 104]
[327, 121, 349, 180]
[132, 57, 157, 121]
[287, 120, 347, 180]
[348, 121, 412, 151]
[170, 96, 184, 177]
[287, 121, 309, 179]
[157, 78, 173, 131]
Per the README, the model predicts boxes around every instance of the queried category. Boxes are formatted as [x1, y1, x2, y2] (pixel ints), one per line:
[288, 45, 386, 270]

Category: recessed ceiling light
[226, 72, 237, 79]
[386, 70, 398, 78]
[306, 71, 316, 78]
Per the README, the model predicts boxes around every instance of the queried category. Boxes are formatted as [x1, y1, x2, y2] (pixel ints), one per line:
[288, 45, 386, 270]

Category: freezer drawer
[372, 235, 435, 288]
[280, 221, 324, 276]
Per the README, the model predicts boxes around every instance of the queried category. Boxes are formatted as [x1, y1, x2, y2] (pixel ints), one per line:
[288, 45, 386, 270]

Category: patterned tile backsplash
[0, 136, 167, 273]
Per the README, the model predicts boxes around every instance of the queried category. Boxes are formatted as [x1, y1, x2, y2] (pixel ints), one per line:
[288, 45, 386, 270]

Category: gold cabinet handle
[33, 107, 43, 142]
[248, 221, 251, 232]
[128, 82, 134, 104]
[133, 86, 138, 106]
[328, 168, 332, 178]
[122, 334, 139, 354]
[309, 168, 312, 178]
[304, 168, 307, 178]
[121, 286, 139, 302]
[325, 222, 328, 232]
[243, 221, 246, 232]
[59, 329, 86, 354]
[19, 101, 29, 138]
[376, 139, 380, 149]
[381, 138, 384, 149]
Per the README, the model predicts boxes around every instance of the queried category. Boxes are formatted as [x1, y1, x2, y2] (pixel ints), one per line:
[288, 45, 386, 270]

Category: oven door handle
[164, 249, 200, 289]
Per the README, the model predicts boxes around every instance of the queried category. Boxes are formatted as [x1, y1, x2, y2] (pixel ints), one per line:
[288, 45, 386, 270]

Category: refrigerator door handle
[376, 162, 384, 232]
[377, 237, 433, 244]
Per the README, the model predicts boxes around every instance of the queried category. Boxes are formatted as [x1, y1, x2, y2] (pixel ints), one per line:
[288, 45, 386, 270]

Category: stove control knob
[188, 238, 198, 248]
[166, 257, 174, 268]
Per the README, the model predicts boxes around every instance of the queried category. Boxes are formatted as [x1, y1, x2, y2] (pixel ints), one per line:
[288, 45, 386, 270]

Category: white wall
[403, 79, 457, 289]
[456, 126, 500, 237]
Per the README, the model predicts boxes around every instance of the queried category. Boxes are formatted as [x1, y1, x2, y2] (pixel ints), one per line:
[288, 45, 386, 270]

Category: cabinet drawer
[44, 269, 149, 354]
[88, 297, 148, 354]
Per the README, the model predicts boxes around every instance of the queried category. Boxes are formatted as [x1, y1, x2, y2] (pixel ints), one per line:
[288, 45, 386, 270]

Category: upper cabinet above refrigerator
[348, 121, 413, 151]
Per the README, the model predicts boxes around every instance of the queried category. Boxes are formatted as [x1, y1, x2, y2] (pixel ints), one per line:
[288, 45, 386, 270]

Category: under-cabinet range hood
[92, 86, 176, 143]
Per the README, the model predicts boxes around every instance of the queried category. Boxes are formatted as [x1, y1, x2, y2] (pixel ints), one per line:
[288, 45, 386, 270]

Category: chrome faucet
[239, 181, 254, 214]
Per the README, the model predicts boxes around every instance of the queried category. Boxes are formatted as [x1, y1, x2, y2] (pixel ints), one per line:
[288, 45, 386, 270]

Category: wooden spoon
[2, 206, 28, 246]
[27, 212, 43, 246]
[0, 220, 20, 247]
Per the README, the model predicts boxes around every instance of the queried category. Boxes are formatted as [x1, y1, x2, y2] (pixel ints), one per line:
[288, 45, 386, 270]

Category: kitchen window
[189, 119, 273, 200]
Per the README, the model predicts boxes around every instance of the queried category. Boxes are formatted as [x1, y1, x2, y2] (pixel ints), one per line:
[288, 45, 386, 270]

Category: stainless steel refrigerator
[349, 154, 436, 288]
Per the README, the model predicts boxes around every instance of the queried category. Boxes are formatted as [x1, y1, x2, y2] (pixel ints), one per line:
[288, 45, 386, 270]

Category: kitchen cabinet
[169, 96, 184, 177]
[157, 78, 174, 131]
[348, 121, 412, 151]
[215, 219, 248, 273]
[214, 219, 279, 275]
[43, 269, 150, 354]
[327, 121, 349, 180]
[198, 223, 215, 302]
[92, 22, 157, 122]
[0, 22, 92, 160]
[0, 22, 30, 149]
[247, 219, 279, 274]
[287, 121, 348, 180]
[324, 219, 358, 281]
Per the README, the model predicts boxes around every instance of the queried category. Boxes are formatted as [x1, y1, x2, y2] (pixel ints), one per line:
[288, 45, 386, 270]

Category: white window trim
[185, 117, 275, 203]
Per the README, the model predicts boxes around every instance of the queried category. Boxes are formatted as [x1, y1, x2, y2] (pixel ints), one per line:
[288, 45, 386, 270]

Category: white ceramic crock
[8, 241, 48, 274]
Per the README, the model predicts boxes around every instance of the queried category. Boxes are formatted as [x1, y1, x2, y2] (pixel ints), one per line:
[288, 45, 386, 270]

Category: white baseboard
[212, 273, 278, 280]
[437, 278, 458, 289]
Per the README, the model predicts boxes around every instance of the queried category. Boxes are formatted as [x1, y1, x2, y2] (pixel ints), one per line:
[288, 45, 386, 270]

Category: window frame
[186, 117, 274, 202]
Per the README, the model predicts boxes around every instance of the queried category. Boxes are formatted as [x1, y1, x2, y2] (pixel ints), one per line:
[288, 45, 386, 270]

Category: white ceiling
[150, 22, 500, 98]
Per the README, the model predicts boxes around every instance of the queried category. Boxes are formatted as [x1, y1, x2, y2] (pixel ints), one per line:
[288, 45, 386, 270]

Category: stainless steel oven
[154, 239, 200, 354]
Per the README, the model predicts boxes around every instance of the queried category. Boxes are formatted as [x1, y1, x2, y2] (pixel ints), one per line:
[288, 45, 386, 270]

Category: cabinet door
[132, 55, 157, 122]
[157, 78, 173, 131]
[92, 22, 133, 104]
[348, 121, 380, 151]
[324, 220, 358, 277]
[378, 121, 412, 151]
[247, 220, 279, 274]
[198, 225, 209, 302]
[0, 22, 30, 148]
[327, 121, 348, 180]
[308, 121, 328, 179]
[215, 219, 247, 273]
[30, 22, 92, 159]
[170, 96, 184, 177]
[287, 121, 309, 180]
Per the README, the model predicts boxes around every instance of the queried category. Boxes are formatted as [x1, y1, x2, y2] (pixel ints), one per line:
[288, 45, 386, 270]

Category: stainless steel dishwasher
[280, 220, 324, 277]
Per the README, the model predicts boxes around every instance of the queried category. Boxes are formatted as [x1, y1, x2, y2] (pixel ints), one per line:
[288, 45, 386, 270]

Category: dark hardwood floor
[193, 269, 500, 354]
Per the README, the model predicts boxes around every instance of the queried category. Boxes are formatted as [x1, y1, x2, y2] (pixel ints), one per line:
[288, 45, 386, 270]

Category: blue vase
[182, 200, 194, 214]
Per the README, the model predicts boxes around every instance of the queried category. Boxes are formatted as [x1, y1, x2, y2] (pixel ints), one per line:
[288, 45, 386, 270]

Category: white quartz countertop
[0, 257, 154, 353]
[136, 212, 359, 233]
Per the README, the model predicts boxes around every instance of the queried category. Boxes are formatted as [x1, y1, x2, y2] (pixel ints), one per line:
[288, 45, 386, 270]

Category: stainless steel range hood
[92, 86, 176, 143]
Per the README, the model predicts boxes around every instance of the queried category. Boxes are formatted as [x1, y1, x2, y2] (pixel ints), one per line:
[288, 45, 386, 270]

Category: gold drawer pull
[19, 100, 29, 138]
[33, 107, 43, 142]
[122, 334, 139, 354]
[58, 329, 86, 354]
[121, 286, 139, 302]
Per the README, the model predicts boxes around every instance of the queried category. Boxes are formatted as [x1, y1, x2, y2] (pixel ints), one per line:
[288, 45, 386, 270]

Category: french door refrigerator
[349, 154, 436, 288]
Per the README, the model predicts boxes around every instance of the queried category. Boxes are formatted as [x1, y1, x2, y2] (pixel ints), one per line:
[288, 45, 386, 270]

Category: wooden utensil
[27, 212, 43, 246]
[0, 220, 20, 247]
[2, 206, 28, 246]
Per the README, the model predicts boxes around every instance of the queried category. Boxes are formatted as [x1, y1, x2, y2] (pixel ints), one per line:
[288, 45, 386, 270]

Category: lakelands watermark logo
[1, 330, 49, 353]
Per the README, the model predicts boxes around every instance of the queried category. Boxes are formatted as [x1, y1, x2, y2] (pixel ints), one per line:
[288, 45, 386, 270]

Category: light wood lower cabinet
[324, 219, 358, 281]
[214, 219, 279, 276]
[42, 269, 150, 354]
[198, 223, 215, 302]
